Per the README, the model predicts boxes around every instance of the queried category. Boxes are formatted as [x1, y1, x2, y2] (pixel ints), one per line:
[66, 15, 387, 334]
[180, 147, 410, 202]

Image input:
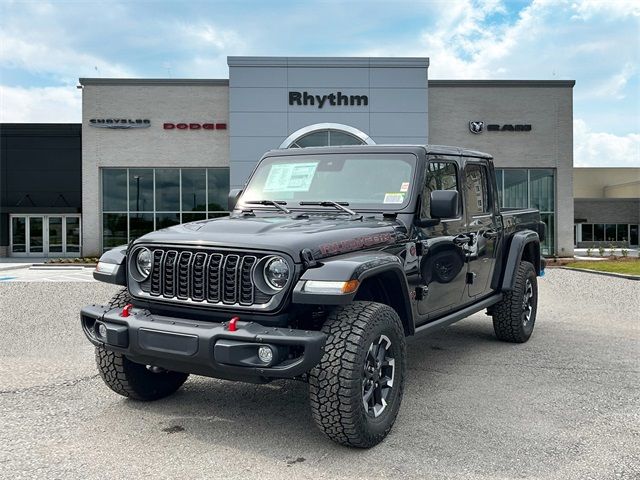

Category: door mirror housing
[228, 189, 243, 211]
[430, 190, 459, 219]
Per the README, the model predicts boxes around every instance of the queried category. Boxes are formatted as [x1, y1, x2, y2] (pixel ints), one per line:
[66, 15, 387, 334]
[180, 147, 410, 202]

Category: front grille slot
[147, 248, 271, 307]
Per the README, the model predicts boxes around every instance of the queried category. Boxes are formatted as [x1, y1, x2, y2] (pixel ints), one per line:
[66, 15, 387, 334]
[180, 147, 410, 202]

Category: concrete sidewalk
[0, 257, 47, 272]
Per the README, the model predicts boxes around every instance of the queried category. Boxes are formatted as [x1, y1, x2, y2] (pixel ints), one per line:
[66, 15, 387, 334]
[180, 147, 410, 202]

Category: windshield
[241, 154, 417, 210]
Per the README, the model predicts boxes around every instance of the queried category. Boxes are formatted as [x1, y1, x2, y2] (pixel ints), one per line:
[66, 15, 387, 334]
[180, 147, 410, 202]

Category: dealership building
[2, 56, 583, 257]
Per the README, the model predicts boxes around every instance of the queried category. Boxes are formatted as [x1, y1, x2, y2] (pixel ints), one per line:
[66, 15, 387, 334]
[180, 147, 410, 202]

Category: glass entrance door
[10, 215, 81, 257]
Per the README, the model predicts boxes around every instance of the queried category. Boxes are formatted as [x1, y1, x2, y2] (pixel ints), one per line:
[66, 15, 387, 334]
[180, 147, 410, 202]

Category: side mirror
[430, 190, 459, 219]
[228, 188, 243, 211]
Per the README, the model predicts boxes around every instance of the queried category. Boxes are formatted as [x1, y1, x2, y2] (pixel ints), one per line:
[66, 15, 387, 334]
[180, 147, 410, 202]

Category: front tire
[95, 288, 189, 401]
[491, 261, 538, 343]
[308, 302, 406, 448]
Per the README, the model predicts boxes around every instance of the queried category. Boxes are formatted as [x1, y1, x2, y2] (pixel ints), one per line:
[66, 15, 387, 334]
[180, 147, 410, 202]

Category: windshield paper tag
[264, 162, 318, 192]
[400, 182, 410, 192]
[383, 193, 404, 204]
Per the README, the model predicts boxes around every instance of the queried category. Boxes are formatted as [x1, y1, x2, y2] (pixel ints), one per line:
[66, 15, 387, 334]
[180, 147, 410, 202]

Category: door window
[421, 162, 459, 218]
[49, 217, 63, 253]
[464, 164, 490, 215]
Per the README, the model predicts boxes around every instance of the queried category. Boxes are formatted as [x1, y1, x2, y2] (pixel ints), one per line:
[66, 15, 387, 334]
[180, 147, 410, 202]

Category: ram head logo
[469, 121, 484, 134]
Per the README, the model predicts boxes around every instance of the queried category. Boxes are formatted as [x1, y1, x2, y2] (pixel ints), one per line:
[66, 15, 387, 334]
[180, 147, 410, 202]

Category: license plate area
[137, 328, 199, 356]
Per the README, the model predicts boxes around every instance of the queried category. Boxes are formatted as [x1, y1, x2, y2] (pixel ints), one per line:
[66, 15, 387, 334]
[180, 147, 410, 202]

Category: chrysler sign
[89, 118, 150, 129]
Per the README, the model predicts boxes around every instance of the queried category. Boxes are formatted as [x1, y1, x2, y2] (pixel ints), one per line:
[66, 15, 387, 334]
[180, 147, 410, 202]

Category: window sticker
[400, 182, 410, 192]
[264, 162, 318, 192]
[383, 193, 405, 204]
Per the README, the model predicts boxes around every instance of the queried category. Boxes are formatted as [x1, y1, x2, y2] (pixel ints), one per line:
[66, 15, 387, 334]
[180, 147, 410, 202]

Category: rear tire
[308, 301, 406, 448]
[95, 288, 189, 401]
[491, 261, 538, 343]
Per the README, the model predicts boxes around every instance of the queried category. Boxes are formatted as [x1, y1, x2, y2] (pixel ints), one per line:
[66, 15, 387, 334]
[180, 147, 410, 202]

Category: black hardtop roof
[263, 144, 493, 160]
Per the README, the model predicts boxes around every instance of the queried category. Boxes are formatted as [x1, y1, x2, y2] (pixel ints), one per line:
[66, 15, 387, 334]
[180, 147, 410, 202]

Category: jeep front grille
[143, 248, 267, 306]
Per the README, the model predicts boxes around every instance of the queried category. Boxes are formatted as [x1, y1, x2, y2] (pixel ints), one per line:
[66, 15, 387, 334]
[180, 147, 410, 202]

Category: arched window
[280, 123, 375, 149]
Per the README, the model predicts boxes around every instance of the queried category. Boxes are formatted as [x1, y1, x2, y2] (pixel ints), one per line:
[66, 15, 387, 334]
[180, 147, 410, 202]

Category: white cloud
[571, 0, 640, 20]
[0, 85, 81, 123]
[587, 62, 637, 99]
[574, 119, 640, 167]
[0, 35, 134, 81]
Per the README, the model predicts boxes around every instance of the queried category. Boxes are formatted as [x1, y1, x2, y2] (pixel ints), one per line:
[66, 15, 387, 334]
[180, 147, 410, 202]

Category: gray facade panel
[370, 67, 427, 88]
[287, 67, 370, 88]
[229, 67, 287, 88]
[230, 161, 260, 186]
[230, 88, 288, 112]
[369, 89, 428, 113]
[230, 136, 285, 163]
[287, 112, 371, 134]
[229, 112, 289, 136]
[370, 112, 428, 138]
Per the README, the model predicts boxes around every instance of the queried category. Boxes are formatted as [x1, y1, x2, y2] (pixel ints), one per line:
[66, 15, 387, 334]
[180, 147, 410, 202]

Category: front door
[416, 159, 469, 320]
[10, 215, 81, 257]
[462, 163, 498, 298]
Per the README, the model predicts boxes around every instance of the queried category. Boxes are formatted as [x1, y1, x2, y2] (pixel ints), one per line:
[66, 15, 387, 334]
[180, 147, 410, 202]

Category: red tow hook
[121, 303, 133, 317]
[228, 316, 240, 332]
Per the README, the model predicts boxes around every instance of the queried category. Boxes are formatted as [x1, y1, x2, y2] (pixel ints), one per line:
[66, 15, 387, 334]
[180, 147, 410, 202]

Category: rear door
[462, 161, 499, 297]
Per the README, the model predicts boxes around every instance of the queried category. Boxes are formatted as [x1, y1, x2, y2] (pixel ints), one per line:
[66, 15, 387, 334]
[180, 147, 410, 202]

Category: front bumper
[80, 304, 326, 383]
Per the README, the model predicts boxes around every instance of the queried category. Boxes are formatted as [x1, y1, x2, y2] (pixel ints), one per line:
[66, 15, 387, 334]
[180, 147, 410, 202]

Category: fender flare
[501, 230, 541, 291]
[292, 252, 414, 334]
[94, 245, 128, 286]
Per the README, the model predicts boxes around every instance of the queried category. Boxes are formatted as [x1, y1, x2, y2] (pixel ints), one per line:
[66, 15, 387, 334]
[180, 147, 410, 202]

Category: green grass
[565, 260, 640, 276]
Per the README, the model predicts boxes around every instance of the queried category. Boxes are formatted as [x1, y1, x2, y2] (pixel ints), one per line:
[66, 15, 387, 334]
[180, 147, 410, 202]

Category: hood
[134, 213, 407, 262]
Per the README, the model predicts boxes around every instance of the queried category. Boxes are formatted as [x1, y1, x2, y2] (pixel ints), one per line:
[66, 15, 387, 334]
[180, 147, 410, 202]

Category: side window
[421, 162, 459, 218]
[464, 164, 490, 215]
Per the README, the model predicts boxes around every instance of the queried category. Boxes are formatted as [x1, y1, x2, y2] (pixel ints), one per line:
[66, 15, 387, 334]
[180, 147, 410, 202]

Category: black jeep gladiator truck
[81, 144, 546, 448]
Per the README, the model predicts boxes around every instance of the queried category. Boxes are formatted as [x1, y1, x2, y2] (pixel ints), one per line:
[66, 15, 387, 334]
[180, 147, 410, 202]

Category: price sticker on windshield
[264, 162, 318, 192]
[383, 193, 405, 204]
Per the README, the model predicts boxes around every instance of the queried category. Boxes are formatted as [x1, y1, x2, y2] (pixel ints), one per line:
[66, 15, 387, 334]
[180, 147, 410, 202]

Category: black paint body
[82, 145, 545, 382]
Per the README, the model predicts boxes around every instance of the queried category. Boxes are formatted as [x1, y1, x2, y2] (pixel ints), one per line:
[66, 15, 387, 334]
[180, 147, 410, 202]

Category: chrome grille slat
[145, 247, 272, 307]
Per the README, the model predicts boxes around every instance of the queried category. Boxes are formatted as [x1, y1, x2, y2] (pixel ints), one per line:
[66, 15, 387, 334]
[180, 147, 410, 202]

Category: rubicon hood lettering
[319, 232, 394, 256]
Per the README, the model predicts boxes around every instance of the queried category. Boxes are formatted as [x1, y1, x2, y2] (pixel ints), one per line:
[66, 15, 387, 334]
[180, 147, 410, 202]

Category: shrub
[609, 243, 616, 258]
[598, 245, 605, 257]
[586, 247, 592, 257]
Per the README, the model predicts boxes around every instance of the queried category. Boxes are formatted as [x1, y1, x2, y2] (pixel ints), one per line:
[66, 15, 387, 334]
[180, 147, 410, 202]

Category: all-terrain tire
[95, 288, 189, 401]
[492, 261, 538, 343]
[308, 301, 406, 448]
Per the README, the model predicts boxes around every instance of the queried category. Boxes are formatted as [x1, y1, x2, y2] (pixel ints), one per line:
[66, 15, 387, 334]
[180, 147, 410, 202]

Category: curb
[558, 266, 640, 281]
[0, 264, 33, 272]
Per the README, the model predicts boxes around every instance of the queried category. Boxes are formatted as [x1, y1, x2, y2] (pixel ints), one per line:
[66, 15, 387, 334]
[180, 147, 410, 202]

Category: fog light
[258, 346, 274, 364]
[97, 323, 107, 339]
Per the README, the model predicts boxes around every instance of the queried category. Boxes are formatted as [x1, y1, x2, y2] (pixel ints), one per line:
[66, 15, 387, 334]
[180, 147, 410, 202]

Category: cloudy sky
[0, 0, 638, 166]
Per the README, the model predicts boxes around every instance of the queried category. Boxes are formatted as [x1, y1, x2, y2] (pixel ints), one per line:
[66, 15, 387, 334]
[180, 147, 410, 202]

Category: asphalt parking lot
[1, 269, 638, 479]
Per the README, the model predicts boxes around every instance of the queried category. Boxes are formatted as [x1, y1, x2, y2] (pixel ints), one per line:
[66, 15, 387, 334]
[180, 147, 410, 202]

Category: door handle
[453, 234, 472, 245]
[483, 229, 500, 239]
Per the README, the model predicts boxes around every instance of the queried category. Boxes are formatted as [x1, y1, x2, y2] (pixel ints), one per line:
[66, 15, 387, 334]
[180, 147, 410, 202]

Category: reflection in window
[496, 168, 556, 255]
[181, 169, 207, 212]
[101, 167, 230, 251]
[422, 162, 458, 218]
[129, 169, 154, 212]
[503, 169, 528, 208]
[11, 217, 26, 252]
[464, 164, 488, 215]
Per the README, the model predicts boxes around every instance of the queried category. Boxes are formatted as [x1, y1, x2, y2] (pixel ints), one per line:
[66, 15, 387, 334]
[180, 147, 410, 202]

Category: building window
[280, 123, 375, 149]
[101, 167, 229, 251]
[576, 223, 639, 247]
[495, 168, 556, 255]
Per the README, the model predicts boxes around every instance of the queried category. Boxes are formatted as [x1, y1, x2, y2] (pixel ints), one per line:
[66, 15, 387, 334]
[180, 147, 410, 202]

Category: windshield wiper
[245, 200, 291, 214]
[299, 201, 357, 216]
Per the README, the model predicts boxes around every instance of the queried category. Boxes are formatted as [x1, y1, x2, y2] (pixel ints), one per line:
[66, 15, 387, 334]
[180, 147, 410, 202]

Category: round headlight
[135, 248, 152, 279]
[263, 256, 289, 290]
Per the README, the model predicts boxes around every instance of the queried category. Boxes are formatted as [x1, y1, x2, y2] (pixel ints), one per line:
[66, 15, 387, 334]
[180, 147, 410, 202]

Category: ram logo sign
[469, 121, 532, 133]
[469, 121, 484, 134]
